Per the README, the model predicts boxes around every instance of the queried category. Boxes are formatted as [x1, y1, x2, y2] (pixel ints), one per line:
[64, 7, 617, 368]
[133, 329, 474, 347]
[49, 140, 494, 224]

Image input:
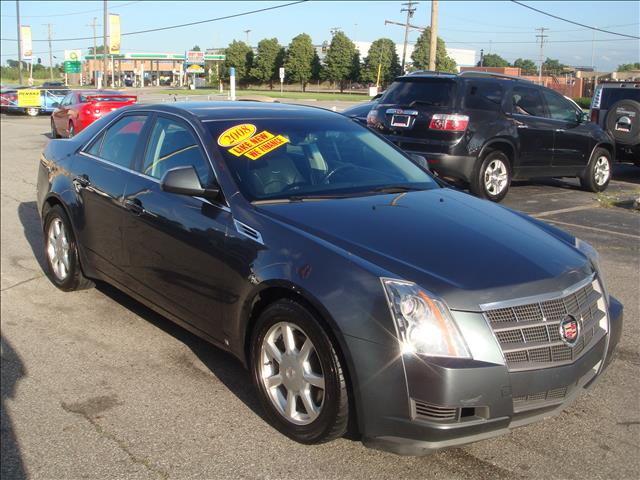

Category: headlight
[381, 278, 471, 358]
[575, 237, 609, 301]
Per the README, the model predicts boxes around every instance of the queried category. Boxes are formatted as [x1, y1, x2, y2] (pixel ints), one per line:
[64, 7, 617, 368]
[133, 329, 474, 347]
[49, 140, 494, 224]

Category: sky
[1, 0, 638, 72]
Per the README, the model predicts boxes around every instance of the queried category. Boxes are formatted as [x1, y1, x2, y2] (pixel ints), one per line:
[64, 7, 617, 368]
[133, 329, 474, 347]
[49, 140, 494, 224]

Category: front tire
[580, 147, 612, 192]
[51, 118, 60, 138]
[470, 151, 512, 202]
[250, 299, 348, 444]
[43, 205, 93, 291]
[26, 107, 39, 117]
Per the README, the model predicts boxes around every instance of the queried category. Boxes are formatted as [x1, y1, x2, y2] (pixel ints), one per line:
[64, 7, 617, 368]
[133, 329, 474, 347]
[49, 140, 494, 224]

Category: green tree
[323, 31, 360, 92]
[478, 53, 509, 68]
[284, 33, 316, 91]
[411, 27, 457, 73]
[224, 40, 253, 84]
[250, 38, 284, 89]
[513, 58, 538, 75]
[360, 37, 401, 86]
[617, 62, 640, 72]
[191, 45, 201, 52]
[542, 58, 566, 75]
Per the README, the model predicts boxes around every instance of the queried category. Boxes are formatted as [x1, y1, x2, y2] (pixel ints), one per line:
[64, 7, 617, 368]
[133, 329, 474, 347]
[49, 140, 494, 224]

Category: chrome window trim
[478, 273, 596, 312]
[78, 107, 231, 209]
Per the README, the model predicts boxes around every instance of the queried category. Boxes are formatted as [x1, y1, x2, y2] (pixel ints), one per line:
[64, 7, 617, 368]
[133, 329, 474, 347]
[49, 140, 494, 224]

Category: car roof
[128, 101, 345, 121]
[599, 81, 640, 88]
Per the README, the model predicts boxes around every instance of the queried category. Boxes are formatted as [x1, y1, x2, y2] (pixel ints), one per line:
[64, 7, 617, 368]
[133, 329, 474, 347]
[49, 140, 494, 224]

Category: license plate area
[391, 114, 411, 127]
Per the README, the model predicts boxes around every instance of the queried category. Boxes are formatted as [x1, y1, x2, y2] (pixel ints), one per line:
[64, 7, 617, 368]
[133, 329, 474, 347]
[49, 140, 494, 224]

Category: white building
[353, 41, 475, 72]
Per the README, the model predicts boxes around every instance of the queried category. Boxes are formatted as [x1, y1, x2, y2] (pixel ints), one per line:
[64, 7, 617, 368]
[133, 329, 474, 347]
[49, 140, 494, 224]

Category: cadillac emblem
[559, 315, 580, 347]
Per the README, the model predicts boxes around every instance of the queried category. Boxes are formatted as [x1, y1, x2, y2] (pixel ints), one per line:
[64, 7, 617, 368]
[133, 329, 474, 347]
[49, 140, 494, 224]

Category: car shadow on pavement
[1, 336, 28, 480]
[17, 202, 47, 273]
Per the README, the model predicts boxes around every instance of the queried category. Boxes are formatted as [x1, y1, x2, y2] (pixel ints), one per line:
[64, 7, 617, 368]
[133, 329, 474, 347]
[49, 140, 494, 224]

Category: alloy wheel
[484, 159, 508, 195]
[594, 156, 610, 186]
[259, 322, 325, 425]
[46, 217, 70, 281]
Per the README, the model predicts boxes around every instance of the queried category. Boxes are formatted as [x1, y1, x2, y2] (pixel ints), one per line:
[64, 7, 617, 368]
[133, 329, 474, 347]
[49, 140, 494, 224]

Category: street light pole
[16, 0, 23, 84]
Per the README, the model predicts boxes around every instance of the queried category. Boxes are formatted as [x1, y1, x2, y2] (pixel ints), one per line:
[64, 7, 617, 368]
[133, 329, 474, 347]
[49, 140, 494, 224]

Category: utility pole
[400, 1, 417, 73]
[330, 27, 342, 36]
[244, 29, 251, 45]
[103, 0, 108, 87]
[16, 0, 23, 84]
[44, 23, 53, 80]
[480, 48, 484, 67]
[88, 17, 100, 85]
[428, 0, 438, 71]
[536, 27, 548, 85]
[591, 28, 596, 71]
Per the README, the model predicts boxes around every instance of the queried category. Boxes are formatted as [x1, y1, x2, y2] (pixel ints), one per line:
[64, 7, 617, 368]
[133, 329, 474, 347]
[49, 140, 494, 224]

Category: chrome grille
[484, 277, 607, 371]
[513, 386, 569, 410]
[412, 400, 459, 422]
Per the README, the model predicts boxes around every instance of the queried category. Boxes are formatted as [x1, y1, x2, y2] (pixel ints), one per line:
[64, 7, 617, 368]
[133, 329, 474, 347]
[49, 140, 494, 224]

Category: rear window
[381, 79, 455, 107]
[602, 88, 640, 108]
[80, 95, 131, 103]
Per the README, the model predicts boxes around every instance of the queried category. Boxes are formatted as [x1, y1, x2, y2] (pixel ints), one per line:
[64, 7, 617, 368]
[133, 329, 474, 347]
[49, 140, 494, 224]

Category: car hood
[256, 188, 592, 311]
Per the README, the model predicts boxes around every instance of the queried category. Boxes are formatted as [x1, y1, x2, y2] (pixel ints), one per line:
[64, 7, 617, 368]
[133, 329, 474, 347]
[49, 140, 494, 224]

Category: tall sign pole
[45, 23, 53, 80]
[16, 0, 23, 84]
[428, 0, 438, 71]
[103, 0, 108, 87]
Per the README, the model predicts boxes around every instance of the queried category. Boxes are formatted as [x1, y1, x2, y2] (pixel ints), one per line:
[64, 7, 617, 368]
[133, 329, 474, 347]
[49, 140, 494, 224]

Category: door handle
[73, 174, 91, 190]
[123, 198, 146, 215]
[555, 128, 565, 132]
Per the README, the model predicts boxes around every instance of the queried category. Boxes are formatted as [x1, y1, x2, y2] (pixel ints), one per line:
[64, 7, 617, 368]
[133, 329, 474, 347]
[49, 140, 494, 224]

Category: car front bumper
[351, 296, 623, 456]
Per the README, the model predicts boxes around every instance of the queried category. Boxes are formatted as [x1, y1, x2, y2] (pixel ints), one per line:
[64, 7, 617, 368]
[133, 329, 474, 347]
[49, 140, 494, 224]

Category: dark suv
[366, 72, 615, 201]
[590, 81, 640, 165]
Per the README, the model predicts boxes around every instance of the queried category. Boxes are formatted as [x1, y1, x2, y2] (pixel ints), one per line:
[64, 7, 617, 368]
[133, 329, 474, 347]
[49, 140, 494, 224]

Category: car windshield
[206, 117, 438, 202]
[381, 79, 456, 107]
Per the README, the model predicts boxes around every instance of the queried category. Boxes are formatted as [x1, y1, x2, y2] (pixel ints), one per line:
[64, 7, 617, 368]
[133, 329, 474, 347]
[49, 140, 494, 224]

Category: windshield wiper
[368, 185, 425, 194]
[408, 100, 436, 107]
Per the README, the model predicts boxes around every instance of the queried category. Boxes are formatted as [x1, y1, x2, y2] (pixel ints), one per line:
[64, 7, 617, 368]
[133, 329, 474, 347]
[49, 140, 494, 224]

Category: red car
[51, 90, 137, 138]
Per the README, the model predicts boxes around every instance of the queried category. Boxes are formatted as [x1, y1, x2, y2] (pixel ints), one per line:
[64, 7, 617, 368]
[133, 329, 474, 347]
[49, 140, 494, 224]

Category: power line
[510, 1, 640, 39]
[1, 1, 308, 43]
[0, 1, 140, 18]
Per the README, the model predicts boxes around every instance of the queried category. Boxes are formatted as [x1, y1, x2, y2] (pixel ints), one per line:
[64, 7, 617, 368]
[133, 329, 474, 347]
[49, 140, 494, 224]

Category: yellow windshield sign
[244, 135, 289, 160]
[217, 123, 257, 147]
[228, 130, 275, 156]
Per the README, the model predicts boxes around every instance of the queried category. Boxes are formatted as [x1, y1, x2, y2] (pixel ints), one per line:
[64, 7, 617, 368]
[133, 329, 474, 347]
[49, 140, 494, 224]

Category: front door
[73, 113, 150, 283]
[52, 92, 74, 136]
[540, 89, 591, 168]
[121, 113, 235, 340]
[510, 85, 555, 170]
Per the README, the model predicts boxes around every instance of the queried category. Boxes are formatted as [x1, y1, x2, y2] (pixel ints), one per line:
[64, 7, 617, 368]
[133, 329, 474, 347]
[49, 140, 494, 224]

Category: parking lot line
[533, 205, 598, 218]
[543, 219, 640, 239]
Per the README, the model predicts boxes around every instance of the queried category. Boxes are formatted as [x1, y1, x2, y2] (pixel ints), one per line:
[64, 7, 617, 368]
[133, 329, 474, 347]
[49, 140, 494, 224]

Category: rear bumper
[404, 151, 476, 183]
[357, 296, 623, 456]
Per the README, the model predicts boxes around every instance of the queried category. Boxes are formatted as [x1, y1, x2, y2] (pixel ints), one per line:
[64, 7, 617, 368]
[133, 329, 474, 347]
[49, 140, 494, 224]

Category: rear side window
[511, 86, 546, 117]
[602, 88, 640, 107]
[140, 116, 211, 184]
[94, 115, 147, 168]
[382, 79, 455, 107]
[464, 81, 503, 111]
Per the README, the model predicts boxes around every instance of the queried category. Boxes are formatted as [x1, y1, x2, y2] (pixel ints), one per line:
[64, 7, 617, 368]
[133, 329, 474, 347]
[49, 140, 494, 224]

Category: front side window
[140, 116, 211, 184]
[541, 89, 579, 122]
[94, 115, 146, 168]
[207, 117, 438, 201]
[512, 86, 546, 117]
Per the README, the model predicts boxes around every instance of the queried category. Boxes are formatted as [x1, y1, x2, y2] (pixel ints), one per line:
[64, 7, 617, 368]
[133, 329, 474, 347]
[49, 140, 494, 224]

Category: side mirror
[372, 93, 382, 101]
[581, 111, 590, 123]
[160, 166, 219, 199]
[409, 153, 430, 171]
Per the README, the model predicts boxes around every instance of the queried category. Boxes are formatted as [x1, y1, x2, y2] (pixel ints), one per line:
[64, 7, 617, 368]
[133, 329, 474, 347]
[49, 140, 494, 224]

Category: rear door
[74, 113, 150, 284]
[509, 85, 555, 168]
[52, 92, 74, 136]
[540, 88, 590, 168]
[120, 113, 235, 340]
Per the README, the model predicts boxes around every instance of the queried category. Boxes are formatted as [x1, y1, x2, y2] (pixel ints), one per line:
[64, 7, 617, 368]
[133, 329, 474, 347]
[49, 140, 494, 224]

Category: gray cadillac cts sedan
[37, 102, 623, 455]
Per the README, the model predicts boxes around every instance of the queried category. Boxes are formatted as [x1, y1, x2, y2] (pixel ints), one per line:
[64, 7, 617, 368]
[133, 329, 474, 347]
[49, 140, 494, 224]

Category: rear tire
[26, 107, 39, 117]
[580, 147, 612, 192]
[470, 151, 512, 202]
[43, 205, 94, 291]
[250, 299, 348, 444]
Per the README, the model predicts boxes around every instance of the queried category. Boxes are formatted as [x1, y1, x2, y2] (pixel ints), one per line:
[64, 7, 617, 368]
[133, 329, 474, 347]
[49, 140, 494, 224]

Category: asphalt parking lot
[1, 111, 639, 480]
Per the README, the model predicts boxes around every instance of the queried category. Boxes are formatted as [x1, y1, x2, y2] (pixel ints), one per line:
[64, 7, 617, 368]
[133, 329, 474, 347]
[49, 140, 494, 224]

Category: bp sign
[186, 64, 204, 74]
[64, 61, 82, 73]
